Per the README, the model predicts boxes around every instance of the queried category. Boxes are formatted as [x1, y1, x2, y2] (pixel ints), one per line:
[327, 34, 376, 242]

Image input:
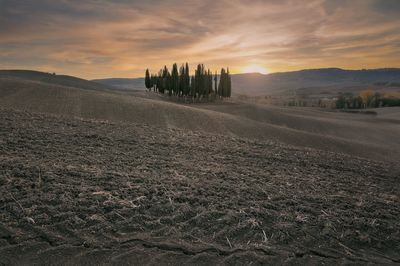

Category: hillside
[1, 72, 399, 162]
[0, 70, 113, 92]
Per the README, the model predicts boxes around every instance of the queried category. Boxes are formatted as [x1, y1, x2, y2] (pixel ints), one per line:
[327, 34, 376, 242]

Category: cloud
[0, 0, 399, 78]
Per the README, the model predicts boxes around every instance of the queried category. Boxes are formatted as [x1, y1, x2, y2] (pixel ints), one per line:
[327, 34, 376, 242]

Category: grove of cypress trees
[145, 62, 231, 100]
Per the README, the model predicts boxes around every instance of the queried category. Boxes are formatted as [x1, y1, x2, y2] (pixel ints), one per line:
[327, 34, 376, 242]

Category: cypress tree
[214, 70, 218, 94]
[218, 68, 226, 97]
[167, 72, 172, 96]
[196, 64, 207, 97]
[195, 64, 201, 98]
[208, 69, 213, 95]
[190, 75, 195, 98]
[179, 64, 185, 96]
[222, 68, 228, 97]
[227, 67, 231, 97]
[203, 68, 208, 96]
[171, 63, 179, 96]
[151, 74, 156, 92]
[162, 66, 171, 96]
[157, 71, 162, 93]
[145, 69, 151, 90]
[206, 69, 209, 96]
[201, 64, 205, 96]
[185, 63, 190, 96]
[204, 69, 209, 96]
[155, 72, 159, 92]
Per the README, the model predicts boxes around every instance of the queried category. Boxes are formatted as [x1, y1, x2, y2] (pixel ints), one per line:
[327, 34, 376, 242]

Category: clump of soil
[0, 108, 399, 265]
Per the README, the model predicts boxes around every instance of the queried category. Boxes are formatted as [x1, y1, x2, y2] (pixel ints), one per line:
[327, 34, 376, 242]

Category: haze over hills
[92, 68, 400, 95]
[92, 77, 144, 91]
[4, 68, 399, 96]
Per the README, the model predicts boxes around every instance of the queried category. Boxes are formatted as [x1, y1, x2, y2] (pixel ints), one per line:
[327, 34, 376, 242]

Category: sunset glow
[242, 65, 269, 74]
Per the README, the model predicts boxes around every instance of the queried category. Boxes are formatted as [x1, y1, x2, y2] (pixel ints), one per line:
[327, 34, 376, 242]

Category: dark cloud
[372, 0, 400, 15]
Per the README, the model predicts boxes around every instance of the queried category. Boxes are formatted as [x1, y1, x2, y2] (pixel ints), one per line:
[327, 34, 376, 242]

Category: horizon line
[2, 67, 400, 80]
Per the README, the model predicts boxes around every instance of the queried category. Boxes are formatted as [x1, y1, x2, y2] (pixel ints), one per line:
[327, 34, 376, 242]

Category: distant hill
[91, 77, 144, 90]
[3, 68, 399, 96]
[232, 68, 400, 95]
[0, 70, 112, 91]
[93, 68, 400, 95]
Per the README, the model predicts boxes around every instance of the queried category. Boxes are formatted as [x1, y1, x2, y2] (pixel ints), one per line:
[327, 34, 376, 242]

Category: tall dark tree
[374, 92, 381, 108]
[227, 67, 231, 97]
[190, 75, 195, 98]
[184, 63, 190, 96]
[145, 69, 151, 91]
[218, 68, 225, 97]
[214, 70, 218, 94]
[156, 71, 161, 93]
[156, 71, 162, 93]
[162, 66, 171, 96]
[195, 64, 202, 97]
[171, 63, 179, 96]
[336, 95, 346, 109]
[209, 70, 213, 94]
[150, 74, 157, 92]
[179, 64, 185, 96]
[167, 72, 172, 96]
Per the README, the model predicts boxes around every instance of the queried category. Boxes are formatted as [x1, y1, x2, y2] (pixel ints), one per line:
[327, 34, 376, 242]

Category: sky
[1, 0, 400, 79]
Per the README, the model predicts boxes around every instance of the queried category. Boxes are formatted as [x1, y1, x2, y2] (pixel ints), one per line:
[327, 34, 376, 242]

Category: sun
[242, 64, 269, 74]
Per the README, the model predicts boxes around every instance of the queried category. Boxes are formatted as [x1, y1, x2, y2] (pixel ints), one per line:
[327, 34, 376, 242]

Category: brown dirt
[1, 77, 400, 163]
[1, 108, 399, 265]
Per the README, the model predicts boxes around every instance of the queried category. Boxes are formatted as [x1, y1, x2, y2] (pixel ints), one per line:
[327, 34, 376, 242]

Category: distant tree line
[336, 90, 400, 109]
[145, 63, 231, 100]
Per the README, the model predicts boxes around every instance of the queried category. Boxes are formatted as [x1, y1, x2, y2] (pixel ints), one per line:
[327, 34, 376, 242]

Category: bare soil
[1, 108, 399, 265]
[1, 77, 400, 163]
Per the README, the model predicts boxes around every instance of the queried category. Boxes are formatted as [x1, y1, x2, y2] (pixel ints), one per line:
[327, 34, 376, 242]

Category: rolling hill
[0, 70, 113, 91]
[1, 69, 399, 162]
